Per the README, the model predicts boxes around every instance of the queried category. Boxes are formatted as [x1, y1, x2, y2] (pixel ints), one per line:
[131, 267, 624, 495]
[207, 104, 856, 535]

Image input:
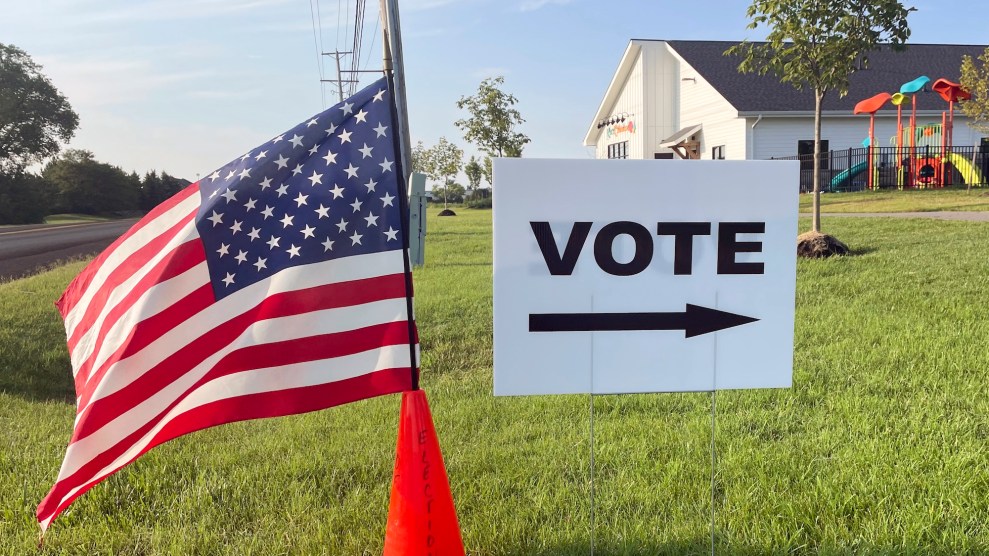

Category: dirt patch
[438, 209, 457, 216]
[797, 231, 849, 258]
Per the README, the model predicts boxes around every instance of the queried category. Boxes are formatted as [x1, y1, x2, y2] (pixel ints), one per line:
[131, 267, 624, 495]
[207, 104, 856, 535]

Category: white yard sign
[493, 159, 799, 396]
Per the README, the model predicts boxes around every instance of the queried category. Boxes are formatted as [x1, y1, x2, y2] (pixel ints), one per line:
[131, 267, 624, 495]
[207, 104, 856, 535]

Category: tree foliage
[428, 137, 463, 209]
[43, 150, 140, 214]
[464, 156, 483, 192]
[0, 43, 78, 173]
[455, 76, 529, 158]
[726, 0, 912, 234]
[960, 47, 989, 133]
[0, 171, 51, 224]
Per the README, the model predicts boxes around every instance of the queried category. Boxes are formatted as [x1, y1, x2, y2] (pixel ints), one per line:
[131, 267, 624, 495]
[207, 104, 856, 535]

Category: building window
[607, 141, 628, 159]
[797, 139, 829, 170]
[711, 145, 725, 160]
[654, 152, 674, 160]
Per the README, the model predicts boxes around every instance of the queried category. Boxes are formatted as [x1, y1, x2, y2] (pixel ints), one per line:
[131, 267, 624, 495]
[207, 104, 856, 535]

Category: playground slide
[944, 153, 985, 185]
[830, 161, 869, 190]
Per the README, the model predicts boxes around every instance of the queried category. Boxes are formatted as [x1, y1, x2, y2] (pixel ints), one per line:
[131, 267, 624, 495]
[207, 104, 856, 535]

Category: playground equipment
[932, 78, 971, 185]
[899, 76, 930, 188]
[853, 92, 891, 190]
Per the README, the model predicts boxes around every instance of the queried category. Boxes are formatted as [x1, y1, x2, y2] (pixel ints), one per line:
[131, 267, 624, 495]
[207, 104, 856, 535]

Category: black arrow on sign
[528, 304, 759, 338]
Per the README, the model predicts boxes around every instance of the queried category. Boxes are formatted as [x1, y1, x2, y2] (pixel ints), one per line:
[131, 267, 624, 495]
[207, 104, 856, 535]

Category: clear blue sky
[2, 0, 985, 181]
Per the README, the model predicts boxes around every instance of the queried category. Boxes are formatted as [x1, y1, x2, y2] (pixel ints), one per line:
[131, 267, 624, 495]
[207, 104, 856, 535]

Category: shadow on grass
[516, 538, 988, 555]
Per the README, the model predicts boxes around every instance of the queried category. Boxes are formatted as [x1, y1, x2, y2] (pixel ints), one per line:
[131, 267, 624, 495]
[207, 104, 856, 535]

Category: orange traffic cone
[383, 390, 465, 556]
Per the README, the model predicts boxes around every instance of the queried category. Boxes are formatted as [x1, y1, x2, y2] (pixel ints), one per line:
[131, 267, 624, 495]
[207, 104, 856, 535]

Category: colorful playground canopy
[932, 78, 971, 102]
[854, 92, 892, 115]
[899, 75, 930, 95]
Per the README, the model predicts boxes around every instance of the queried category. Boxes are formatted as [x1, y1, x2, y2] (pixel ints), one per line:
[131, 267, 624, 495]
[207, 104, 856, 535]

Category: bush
[465, 196, 492, 209]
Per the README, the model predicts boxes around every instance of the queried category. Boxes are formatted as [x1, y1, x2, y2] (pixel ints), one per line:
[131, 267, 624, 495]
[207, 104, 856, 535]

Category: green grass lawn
[43, 214, 114, 225]
[1, 208, 988, 554]
[799, 187, 989, 213]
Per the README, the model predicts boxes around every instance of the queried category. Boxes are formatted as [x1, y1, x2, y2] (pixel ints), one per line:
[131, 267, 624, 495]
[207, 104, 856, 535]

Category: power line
[308, 0, 326, 108]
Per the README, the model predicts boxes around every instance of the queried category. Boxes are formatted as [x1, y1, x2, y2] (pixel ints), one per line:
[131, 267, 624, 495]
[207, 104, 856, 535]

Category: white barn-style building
[585, 40, 988, 164]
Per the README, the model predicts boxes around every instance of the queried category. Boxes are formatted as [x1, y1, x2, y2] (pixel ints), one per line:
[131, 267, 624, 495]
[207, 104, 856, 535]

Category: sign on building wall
[493, 159, 799, 396]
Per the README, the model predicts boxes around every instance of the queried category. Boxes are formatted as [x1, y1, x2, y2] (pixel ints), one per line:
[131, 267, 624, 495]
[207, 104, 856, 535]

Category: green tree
[464, 155, 483, 196]
[960, 47, 989, 133]
[0, 43, 78, 173]
[0, 171, 49, 224]
[455, 76, 530, 159]
[411, 140, 430, 176]
[43, 149, 140, 214]
[726, 0, 912, 243]
[427, 137, 464, 209]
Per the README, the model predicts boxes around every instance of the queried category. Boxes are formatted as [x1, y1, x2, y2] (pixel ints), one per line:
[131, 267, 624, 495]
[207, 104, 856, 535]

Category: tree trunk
[443, 180, 449, 209]
[812, 90, 824, 233]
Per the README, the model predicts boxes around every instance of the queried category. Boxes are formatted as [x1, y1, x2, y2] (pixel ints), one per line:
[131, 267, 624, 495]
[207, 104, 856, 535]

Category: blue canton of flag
[195, 78, 404, 299]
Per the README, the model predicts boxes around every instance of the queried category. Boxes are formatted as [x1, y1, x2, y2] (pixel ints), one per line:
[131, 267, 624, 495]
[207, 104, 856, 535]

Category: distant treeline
[0, 149, 190, 225]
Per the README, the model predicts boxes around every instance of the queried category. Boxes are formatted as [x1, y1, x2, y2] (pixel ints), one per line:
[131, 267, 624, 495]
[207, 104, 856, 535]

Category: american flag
[38, 77, 418, 531]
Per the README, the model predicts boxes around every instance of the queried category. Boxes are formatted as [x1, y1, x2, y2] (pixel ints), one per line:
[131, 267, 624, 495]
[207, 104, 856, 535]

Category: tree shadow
[507, 537, 987, 555]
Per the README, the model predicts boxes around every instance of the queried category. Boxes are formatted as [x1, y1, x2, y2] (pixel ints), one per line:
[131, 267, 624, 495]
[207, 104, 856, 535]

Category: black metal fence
[771, 146, 989, 192]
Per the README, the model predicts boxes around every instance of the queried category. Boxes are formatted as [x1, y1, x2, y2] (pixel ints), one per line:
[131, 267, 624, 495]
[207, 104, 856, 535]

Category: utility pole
[320, 50, 356, 103]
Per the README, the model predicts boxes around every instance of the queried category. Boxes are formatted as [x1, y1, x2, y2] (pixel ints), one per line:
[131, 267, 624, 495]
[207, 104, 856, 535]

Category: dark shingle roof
[663, 40, 986, 113]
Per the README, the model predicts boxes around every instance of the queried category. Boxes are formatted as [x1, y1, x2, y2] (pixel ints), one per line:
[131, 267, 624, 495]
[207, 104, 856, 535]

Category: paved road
[0, 219, 138, 282]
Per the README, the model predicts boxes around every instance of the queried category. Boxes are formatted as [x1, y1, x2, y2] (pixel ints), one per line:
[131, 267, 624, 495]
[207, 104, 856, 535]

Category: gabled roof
[583, 42, 643, 146]
[664, 40, 986, 114]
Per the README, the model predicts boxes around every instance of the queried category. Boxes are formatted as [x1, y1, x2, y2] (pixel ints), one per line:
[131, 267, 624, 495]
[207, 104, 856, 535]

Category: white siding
[676, 56, 746, 159]
[641, 42, 678, 158]
[751, 115, 988, 159]
[592, 50, 645, 159]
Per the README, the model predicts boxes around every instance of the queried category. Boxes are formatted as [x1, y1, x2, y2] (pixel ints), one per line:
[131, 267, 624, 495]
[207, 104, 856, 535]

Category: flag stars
[314, 204, 330, 219]
[254, 257, 268, 271]
[267, 235, 281, 249]
[308, 171, 323, 186]
[234, 250, 248, 265]
[336, 218, 349, 233]
[354, 109, 368, 123]
[338, 129, 353, 144]
[340, 101, 354, 115]
[244, 197, 257, 212]
[209, 189, 219, 199]
[373, 89, 386, 102]
[291, 164, 304, 176]
[225, 169, 236, 180]
[254, 150, 267, 161]
[221, 188, 237, 203]
[240, 152, 252, 162]
[379, 158, 394, 172]
[344, 163, 359, 179]
[239, 168, 251, 179]
[275, 183, 290, 197]
[358, 143, 374, 159]
[217, 243, 230, 257]
[208, 211, 224, 226]
[330, 184, 345, 199]
[322, 237, 335, 252]
[261, 205, 275, 219]
[324, 123, 338, 136]
[260, 177, 273, 190]
[272, 134, 284, 143]
[208, 170, 221, 181]
[323, 150, 338, 165]
[364, 212, 379, 227]
[350, 198, 363, 212]
[381, 192, 395, 207]
[230, 220, 243, 235]
[300, 224, 316, 239]
[286, 244, 302, 258]
[306, 118, 319, 127]
[280, 214, 295, 228]
[349, 231, 363, 245]
[274, 155, 289, 169]
[248, 227, 261, 241]
[373, 123, 388, 137]
[308, 144, 319, 156]
[222, 273, 236, 287]
[289, 134, 304, 148]
[384, 227, 399, 241]
[364, 178, 378, 193]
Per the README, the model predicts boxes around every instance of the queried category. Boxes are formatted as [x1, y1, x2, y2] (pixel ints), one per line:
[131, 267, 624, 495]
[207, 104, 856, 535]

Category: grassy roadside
[799, 187, 989, 213]
[1, 209, 987, 554]
[44, 214, 114, 225]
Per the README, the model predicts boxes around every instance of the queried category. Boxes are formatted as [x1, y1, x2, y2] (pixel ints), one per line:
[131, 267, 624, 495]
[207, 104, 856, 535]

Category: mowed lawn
[798, 187, 989, 213]
[1, 207, 988, 555]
